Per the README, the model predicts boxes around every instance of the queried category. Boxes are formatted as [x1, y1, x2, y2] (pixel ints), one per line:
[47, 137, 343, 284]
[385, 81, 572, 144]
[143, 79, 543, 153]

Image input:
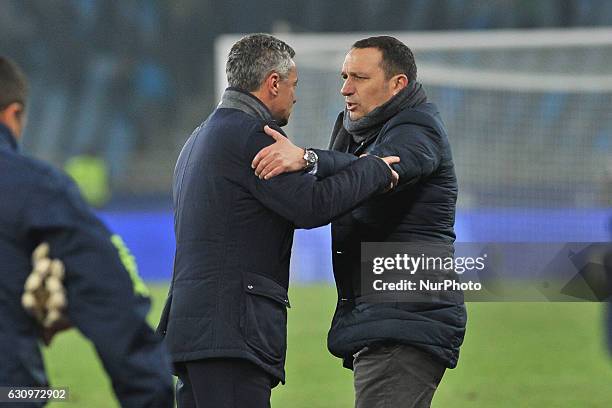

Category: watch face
[307, 150, 317, 165]
[304, 150, 317, 169]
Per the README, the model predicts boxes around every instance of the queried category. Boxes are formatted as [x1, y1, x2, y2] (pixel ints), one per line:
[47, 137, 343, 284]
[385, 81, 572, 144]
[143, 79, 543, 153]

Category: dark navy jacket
[0, 124, 173, 407]
[158, 90, 393, 385]
[314, 103, 466, 369]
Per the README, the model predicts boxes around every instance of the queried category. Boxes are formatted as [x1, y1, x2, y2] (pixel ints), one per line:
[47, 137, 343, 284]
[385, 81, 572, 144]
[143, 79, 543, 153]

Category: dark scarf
[218, 87, 274, 123]
[330, 81, 427, 152]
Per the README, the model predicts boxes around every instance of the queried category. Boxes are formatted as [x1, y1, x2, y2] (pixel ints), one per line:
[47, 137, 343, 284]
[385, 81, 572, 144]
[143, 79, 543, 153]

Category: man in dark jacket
[157, 34, 399, 408]
[0, 56, 173, 407]
[253, 36, 467, 408]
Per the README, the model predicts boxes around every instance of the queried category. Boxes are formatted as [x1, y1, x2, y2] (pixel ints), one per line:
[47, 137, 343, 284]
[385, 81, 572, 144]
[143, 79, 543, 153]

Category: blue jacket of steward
[0, 124, 173, 407]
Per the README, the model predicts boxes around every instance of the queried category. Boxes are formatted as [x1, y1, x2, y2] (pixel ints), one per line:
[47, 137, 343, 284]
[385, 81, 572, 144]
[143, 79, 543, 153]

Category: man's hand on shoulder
[252, 125, 306, 180]
[362, 154, 400, 192]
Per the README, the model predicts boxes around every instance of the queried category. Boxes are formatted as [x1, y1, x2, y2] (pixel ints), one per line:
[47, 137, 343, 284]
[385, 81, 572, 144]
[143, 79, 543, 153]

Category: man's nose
[341, 79, 353, 96]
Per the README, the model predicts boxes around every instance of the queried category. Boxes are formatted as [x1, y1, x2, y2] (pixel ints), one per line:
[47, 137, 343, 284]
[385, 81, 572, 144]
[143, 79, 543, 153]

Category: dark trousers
[176, 358, 273, 408]
[353, 344, 446, 408]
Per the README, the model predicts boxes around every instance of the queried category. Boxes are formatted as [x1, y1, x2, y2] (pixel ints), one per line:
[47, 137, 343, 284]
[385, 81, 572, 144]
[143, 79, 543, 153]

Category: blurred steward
[0, 56, 173, 407]
[64, 153, 111, 208]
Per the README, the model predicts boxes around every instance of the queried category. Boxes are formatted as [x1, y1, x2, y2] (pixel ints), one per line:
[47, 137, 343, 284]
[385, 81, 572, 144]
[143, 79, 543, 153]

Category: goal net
[215, 29, 612, 208]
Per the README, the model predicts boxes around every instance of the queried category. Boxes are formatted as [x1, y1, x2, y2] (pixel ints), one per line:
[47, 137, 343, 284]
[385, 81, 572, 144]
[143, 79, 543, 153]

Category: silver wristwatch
[303, 149, 318, 170]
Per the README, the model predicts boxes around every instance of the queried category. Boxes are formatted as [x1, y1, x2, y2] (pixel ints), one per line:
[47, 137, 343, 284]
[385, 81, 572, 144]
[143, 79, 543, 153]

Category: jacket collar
[0, 123, 18, 152]
[218, 87, 276, 123]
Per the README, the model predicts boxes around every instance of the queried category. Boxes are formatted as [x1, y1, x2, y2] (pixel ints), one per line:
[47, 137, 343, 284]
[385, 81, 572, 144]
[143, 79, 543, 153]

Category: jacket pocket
[242, 273, 290, 365]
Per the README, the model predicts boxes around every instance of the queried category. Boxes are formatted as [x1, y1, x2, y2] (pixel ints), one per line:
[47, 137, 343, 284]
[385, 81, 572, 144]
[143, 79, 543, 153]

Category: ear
[3, 102, 23, 118]
[391, 74, 409, 95]
[0, 102, 25, 138]
[264, 72, 281, 97]
[0, 103, 17, 123]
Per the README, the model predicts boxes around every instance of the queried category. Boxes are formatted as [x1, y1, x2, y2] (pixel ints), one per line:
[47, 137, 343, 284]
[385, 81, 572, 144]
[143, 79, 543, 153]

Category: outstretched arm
[246, 125, 399, 229]
[253, 123, 442, 188]
[252, 125, 359, 179]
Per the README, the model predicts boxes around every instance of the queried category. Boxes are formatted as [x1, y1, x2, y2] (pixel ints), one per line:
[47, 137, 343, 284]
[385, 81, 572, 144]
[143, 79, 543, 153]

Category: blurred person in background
[0, 56, 173, 408]
[157, 33, 400, 408]
[64, 150, 111, 208]
[252, 36, 466, 408]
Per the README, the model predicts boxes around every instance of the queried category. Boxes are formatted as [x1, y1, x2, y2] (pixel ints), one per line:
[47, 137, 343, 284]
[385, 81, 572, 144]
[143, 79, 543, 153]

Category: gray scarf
[341, 81, 427, 146]
[218, 87, 274, 123]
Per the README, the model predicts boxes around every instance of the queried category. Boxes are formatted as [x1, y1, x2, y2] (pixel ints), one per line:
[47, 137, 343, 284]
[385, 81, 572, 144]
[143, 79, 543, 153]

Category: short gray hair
[226, 34, 295, 92]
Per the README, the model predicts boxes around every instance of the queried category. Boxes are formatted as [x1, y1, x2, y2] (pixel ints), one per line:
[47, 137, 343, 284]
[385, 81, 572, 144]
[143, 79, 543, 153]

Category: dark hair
[226, 34, 295, 92]
[0, 56, 28, 110]
[352, 36, 417, 81]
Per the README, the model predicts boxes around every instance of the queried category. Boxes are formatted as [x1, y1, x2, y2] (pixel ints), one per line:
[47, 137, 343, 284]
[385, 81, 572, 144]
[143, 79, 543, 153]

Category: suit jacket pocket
[242, 272, 290, 365]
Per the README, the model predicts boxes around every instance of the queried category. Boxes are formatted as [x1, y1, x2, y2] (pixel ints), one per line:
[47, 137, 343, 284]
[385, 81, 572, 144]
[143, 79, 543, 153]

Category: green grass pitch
[43, 284, 612, 407]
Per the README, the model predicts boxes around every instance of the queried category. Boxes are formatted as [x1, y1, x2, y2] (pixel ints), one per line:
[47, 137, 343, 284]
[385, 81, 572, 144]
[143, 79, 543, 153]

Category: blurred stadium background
[2, 0, 611, 406]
